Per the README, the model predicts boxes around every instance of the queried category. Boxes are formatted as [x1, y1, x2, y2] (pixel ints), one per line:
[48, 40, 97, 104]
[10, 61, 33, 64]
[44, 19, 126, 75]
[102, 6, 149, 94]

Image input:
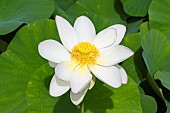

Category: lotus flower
[38, 15, 134, 105]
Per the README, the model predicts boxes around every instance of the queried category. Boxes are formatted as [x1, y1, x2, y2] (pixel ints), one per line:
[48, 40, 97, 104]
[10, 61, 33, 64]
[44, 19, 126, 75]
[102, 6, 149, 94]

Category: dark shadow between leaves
[156, 80, 170, 102]
[140, 79, 167, 113]
[114, 0, 129, 21]
[84, 80, 114, 113]
[44, 74, 53, 90]
[134, 47, 147, 79]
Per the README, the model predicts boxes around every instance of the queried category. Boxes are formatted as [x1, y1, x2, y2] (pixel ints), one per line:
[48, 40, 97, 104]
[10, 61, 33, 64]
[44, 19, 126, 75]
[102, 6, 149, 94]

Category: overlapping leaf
[142, 30, 170, 91]
[121, 0, 151, 16]
[142, 30, 170, 76]
[140, 94, 157, 113]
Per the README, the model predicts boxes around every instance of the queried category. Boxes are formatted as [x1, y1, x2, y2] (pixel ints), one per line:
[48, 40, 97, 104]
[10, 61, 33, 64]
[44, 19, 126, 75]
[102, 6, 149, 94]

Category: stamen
[76, 42, 93, 54]
[71, 42, 99, 66]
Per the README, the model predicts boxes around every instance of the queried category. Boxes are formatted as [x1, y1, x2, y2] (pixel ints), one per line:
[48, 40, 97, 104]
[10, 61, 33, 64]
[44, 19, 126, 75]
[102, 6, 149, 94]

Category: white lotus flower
[38, 15, 134, 105]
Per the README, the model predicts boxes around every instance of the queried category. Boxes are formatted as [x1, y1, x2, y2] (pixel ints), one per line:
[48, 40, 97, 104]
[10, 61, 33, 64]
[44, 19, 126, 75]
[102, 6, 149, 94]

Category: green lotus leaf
[149, 0, 170, 38]
[121, 0, 151, 16]
[140, 94, 157, 113]
[142, 30, 170, 76]
[0, 0, 54, 35]
[139, 22, 149, 38]
[142, 29, 170, 99]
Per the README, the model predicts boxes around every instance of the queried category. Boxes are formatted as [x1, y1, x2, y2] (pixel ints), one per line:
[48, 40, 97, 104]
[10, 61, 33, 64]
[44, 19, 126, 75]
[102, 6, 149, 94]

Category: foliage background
[0, 0, 170, 113]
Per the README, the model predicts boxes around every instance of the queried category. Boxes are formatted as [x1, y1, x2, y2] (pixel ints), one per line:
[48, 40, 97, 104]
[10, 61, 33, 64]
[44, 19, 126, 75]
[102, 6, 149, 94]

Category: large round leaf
[142, 30, 170, 76]
[121, 0, 151, 16]
[141, 29, 170, 94]
[0, 0, 54, 35]
[64, 0, 126, 32]
[149, 0, 170, 38]
[0, 19, 142, 112]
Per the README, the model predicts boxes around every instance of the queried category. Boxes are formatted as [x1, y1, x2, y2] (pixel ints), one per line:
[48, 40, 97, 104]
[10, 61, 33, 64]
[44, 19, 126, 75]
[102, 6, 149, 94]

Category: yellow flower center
[76, 42, 93, 54]
[71, 42, 100, 66]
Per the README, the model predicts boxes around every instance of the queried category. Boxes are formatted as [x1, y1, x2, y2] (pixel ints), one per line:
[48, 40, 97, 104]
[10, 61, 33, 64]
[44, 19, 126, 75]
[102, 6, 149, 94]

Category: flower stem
[80, 102, 84, 113]
[146, 73, 165, 101]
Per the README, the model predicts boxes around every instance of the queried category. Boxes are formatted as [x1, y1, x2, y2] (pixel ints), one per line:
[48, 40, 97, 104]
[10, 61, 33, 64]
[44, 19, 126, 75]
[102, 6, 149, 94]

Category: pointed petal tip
[49, 75, 70, 97]
[122, 80, 128, 84]
[55, 15, 67, 25]
[70, 85, 89, 105]
[55, 15, 78, 51]
[129, 48, 134, 56]
[38, 39, 55, 58]
[93, 28, 117, 49]
[74, 15, 96, 42]
[110, 79, 122, 88]
[113, 24, 126, 31]
[38, 39, 70, 63]
[77, 15, 90, 19]
[112, 85, 121, 89]
[49, 91, 59, 97]
[116, 65, 128, 84]
[108, 24, 126, 45]
[55, 15, 62, 20]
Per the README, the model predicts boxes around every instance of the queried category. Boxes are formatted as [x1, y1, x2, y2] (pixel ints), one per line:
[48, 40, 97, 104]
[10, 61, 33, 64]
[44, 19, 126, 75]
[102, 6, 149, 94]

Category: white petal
[56, 16, 78, 51]
[38, 40, 70, 63]
[92, 28, 117, 49]
[49, 75, 70, 97]
[70, 65, 92, 93]
[116, 65, 128, 84]
[89, 76, 96, 90]
[97, 45, 134, 66]
[48, 61, 57, 68]
[70, 85, 89, 105]
[89, 65, 122, 88]
[74, 16, 96, 42]
[55, 61, 78, 81]
[108, 24, 126, 45]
